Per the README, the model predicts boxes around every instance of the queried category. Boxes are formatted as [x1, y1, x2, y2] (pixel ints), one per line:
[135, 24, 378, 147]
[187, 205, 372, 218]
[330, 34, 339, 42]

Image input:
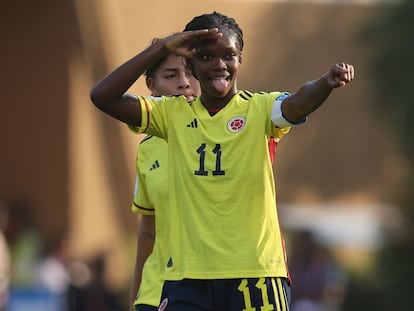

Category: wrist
[148, 37, 170, 57]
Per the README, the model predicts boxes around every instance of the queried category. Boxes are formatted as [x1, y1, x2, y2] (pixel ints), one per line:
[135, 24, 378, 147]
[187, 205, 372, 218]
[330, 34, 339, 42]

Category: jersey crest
[227, 116, 246, 133]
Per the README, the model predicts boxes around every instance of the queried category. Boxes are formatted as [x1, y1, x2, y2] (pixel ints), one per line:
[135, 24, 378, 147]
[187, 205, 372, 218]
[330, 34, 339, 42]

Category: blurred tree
[344, 1, 414, 310]
[365, 0, 414, 156]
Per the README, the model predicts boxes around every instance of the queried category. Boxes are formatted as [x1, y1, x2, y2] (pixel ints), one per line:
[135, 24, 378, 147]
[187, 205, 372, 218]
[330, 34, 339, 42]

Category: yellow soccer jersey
[131, 135, 168, 307]
[131, 91, 290, 280]
[131, 135, 168, 215]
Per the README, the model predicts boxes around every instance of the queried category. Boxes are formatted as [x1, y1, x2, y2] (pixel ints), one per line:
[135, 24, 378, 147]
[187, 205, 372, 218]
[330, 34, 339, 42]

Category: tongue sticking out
[212, 78, 228, 93]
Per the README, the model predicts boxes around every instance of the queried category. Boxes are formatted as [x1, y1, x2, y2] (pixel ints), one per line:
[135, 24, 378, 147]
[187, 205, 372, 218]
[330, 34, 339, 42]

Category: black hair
[144, 38, 169, 78]
[183, 11, 244, 52]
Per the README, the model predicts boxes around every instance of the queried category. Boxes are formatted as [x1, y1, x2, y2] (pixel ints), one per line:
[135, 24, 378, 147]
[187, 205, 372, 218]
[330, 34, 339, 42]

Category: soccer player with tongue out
[90, 11, 354, 311]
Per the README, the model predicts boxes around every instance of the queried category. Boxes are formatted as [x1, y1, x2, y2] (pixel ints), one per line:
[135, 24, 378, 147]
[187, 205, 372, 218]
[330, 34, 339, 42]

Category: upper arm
[92, 93, 143, 126]
[279, 92, 308, 124]
[139, 214, 156, 236]
[270, 92, 304, 130]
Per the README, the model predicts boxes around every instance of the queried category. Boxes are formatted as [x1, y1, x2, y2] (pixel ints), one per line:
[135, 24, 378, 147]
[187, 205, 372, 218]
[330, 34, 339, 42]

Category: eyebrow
[198, 45, 238, 53]
[161, 68, 179, 73]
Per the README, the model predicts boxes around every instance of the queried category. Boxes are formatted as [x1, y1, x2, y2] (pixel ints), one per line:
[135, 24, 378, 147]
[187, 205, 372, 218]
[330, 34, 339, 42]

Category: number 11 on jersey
[194, 143, 225, 176]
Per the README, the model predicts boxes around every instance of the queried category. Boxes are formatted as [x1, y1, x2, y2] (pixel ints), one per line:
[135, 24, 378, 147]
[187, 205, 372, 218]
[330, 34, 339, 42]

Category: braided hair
[183, 11, 244, 52]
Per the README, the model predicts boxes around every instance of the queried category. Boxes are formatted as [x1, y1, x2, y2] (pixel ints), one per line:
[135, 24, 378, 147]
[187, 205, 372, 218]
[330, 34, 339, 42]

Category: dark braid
[184, 12, 244, 52]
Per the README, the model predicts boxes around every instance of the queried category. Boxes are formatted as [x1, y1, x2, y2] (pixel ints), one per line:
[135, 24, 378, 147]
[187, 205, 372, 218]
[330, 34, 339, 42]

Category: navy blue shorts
[158, 277, 291, 311]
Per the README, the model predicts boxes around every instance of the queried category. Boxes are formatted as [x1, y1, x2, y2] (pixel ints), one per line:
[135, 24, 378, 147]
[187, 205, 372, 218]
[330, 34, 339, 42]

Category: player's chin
[185, 95, 196, 101]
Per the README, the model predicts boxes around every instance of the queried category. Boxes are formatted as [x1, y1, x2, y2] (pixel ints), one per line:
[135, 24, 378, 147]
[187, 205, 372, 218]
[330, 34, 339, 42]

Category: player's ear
[239, 54, 242, 64]
[146, 77, 155, 92]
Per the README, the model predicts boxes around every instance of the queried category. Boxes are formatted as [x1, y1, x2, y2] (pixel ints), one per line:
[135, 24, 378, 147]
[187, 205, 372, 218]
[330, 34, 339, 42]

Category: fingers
[330, 63, 354, 88]
[165, 29, 223, 58]
[337, 63, 354, 83]
[191, 28, 220, 34]
[186, 28, 223, 41]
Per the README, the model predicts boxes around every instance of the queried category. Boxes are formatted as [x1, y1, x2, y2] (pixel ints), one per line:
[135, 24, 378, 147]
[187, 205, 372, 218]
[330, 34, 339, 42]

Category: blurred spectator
[289, 230, 347, 311]
[2, 201, 66, 311]
[0, 202, 10, 309]
[3, 201, 42, 287]
[67, 252, 123, 311]
[35, 233, 71, 295]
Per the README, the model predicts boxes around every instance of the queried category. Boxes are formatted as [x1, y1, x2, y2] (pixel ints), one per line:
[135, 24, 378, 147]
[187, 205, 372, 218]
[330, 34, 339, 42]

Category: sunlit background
[1, 0, 413, 310]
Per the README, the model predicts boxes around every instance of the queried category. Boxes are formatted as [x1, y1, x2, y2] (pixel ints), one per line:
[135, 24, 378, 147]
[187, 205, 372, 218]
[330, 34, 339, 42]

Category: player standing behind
[129, 40, 201, 311]
[91, 11, 354, 311]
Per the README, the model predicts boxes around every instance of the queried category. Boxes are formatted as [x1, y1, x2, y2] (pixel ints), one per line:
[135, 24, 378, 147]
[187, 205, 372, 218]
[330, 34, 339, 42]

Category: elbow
[89, 85, 114, 114]
[90, 86, 103, 109]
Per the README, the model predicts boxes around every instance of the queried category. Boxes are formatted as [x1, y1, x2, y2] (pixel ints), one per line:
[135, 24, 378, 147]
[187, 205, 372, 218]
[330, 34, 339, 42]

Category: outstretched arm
[281, 63, 354, 123]
[90, 29, 221, 126]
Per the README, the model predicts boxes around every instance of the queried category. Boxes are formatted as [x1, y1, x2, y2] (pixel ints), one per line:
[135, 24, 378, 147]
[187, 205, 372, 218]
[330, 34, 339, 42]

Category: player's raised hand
[163, 29, 222, 58]
[327, 63, 355, 88]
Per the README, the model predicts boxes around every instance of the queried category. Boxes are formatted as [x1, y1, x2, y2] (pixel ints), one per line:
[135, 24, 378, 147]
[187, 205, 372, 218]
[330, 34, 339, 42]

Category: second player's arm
[129, 214, 155, 311]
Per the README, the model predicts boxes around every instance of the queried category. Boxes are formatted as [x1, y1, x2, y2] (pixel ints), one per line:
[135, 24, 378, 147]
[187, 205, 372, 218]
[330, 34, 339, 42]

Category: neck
[200, 88, 238, 111]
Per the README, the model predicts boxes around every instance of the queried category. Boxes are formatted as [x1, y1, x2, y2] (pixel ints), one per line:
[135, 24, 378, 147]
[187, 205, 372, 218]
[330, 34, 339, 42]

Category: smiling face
[146, 54, 200, 101]
[191, 30, 242, 108]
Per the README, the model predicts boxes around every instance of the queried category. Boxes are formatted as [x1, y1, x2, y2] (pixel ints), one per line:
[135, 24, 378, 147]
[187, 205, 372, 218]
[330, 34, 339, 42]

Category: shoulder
[140, 135, 155, 145]
[136, 136, 167, 167]
[142, 94, 188, 104]
[139, 135, 167, 147]
[138, 135, 167, 153]
[237, 90, 287, 103]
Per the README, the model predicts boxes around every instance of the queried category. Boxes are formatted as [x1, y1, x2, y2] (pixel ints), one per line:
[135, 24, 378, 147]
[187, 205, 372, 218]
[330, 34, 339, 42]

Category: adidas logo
[149, 160, 160, 170]
[186, 118, 198, 128]
[167, 257, 173, 267]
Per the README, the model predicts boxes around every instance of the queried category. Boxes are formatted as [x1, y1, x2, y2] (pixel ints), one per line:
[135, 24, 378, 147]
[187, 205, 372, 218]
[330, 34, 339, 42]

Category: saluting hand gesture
[163, 29, 223, 58]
